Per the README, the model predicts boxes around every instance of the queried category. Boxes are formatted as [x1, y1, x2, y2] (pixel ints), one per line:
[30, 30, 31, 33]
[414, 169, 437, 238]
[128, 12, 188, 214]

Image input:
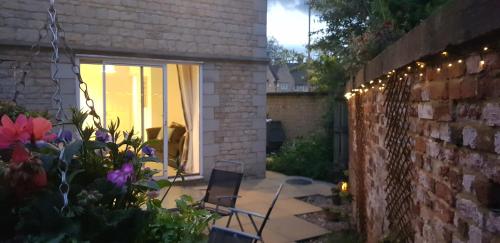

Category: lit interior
[79, 62, 200, 178]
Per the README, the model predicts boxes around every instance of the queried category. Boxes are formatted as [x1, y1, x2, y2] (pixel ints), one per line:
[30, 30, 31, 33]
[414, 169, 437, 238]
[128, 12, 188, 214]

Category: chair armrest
[216, 195, 241, 201]
[229, 207, 265, 219]
[211, 226, 261, 240]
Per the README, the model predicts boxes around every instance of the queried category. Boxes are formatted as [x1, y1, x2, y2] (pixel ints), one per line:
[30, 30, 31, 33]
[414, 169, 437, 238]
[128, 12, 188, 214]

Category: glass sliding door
[104, 65, 142, 135]
[79, 60, 201, 179]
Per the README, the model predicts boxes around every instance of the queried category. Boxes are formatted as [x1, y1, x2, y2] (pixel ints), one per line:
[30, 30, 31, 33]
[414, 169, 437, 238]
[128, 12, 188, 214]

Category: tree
[267, 37, 306, 65]
[310, 0, 450, 82]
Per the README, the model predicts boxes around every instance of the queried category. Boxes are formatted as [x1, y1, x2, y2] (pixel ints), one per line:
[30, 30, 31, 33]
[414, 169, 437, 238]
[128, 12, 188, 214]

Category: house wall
[0, 0, 268, 178]
[346, 0, 500, 242]
[267, 92, 327, 140]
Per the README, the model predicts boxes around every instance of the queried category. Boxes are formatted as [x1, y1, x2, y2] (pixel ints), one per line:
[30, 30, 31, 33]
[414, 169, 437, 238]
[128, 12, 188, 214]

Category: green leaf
[63, 140, 83, 163]
[133, 180, 160, 190]
[156, 179, 171, 189]
[68, 169, 85, 184]
[139, 156, 160, 163]
[86, 140, 106, 149]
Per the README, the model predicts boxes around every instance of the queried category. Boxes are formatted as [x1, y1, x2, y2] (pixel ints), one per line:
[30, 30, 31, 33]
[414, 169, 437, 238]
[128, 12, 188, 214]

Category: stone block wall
[0, 0, 267, 60]
[0, 0, 268, 178]
[267, 92, 327, 140]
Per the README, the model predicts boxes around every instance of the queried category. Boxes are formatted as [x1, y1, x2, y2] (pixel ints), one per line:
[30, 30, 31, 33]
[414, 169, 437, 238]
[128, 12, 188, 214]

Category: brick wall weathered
[346, 1, 500, 242]
[267, 92, 327, 140]
[0, 0, 267, 178]
[350, 49, 500, 243]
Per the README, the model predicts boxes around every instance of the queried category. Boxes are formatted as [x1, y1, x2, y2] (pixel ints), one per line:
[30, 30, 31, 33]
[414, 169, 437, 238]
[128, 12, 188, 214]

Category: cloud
[268, 0, 309, 13]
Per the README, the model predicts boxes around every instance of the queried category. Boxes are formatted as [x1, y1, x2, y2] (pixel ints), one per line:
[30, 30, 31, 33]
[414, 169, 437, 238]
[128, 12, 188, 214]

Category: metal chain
[48, 0, 66, 123]
[46, 0, 70, 213]
[57, 23, 103, 129]
[6, 0, 104, 213]
[11, 26, 47, 104]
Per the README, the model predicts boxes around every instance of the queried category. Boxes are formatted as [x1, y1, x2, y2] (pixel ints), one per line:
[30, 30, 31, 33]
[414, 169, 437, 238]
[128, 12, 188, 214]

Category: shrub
[144, 195, 218, 243]
[267, 134, 336, 182]
[0, 107, 216, 242]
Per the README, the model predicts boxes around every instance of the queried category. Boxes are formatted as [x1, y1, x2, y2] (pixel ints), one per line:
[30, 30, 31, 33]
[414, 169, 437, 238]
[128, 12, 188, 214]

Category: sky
[267, 0, 326, 53]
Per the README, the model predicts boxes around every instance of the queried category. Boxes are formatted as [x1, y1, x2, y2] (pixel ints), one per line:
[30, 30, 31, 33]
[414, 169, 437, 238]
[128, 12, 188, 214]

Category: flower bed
[0, 102, 215, 242]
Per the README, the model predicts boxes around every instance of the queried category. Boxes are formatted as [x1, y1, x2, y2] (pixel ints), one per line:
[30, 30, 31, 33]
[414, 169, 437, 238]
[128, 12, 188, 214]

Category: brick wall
[267, 93, 327, 140]
[349, 48, 500, 243]
[348, 47, 500, 243]
[345, 1, 500, 241]
[0, 0, 267, 178]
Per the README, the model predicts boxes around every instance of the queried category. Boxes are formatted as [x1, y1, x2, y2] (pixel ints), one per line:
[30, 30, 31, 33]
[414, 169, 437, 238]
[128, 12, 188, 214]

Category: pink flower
[30, 117, 56, 142]
[0, 114, 31, 148]
[11, 144, 30, 164]
[107, 163, 134, 187]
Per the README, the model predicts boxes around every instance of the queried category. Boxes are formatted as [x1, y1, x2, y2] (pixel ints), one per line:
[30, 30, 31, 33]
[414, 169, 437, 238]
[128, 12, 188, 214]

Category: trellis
[354, 94, 367, 239]
[383, 75, 414, 242]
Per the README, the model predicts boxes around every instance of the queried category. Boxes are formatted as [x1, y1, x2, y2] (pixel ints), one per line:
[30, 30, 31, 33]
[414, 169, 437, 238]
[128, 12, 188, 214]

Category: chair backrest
[214, 160, 244, 174]
[257, 184, 284, 237]
[204, 169, 244, 208]
[208, 226, 257, 243]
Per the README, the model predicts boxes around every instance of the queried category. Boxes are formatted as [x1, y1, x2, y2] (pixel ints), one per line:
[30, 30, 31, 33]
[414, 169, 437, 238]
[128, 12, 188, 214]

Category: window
[79, 60, 201, 178]
[277, 82, 289, 91]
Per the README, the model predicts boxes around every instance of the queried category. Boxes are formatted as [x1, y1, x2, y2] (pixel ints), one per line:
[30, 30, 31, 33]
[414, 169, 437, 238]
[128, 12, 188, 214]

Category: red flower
[11, 144, 30, 164]
[30, 117, 56, 142]
[6, 158, 48, 198]
[32, 170, 47, 188]
[0, 115, 31, 148]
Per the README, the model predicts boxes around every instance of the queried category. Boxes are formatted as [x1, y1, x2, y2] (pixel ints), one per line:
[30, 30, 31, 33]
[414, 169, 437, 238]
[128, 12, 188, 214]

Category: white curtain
[176, 64, 198, 173]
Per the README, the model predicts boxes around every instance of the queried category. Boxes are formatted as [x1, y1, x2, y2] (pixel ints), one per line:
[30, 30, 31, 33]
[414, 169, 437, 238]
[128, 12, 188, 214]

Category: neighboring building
[266, 63, 312, 92]
[0, 0, 267, 179]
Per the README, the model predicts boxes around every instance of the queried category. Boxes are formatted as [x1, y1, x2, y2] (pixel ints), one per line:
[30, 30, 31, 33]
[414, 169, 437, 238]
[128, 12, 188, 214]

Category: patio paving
[161, 171, 335, 242]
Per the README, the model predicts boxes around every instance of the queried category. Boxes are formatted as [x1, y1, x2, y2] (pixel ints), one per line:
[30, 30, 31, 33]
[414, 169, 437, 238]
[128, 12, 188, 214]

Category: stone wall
[0, 0, 267, 61]
[346, 0, 500, 242]
[0, 0, 267, 178]
[267, 92, 327, 140]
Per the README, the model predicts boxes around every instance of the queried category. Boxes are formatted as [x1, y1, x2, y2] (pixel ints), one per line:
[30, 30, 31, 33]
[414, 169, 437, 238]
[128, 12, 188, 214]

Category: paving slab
[162, 171, 335, 242]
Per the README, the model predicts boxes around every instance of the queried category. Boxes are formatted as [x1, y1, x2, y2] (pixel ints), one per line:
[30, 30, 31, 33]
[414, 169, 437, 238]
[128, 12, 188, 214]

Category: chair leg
[235, 213, 245, 232]
[226, 213, 234, 227]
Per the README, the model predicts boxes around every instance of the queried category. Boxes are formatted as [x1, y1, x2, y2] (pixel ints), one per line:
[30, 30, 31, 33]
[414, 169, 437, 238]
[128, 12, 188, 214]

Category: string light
[347, 44, 496, 99]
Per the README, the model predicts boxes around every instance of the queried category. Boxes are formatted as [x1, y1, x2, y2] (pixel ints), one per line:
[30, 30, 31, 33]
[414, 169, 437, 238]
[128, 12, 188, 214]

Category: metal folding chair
[199, 161, 244, 218]
[208, 226, 259, 243]
[209, 184, 284, 243]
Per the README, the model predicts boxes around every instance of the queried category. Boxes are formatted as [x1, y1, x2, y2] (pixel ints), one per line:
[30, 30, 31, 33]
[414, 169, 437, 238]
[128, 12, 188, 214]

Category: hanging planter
[0, 1, 217, 241]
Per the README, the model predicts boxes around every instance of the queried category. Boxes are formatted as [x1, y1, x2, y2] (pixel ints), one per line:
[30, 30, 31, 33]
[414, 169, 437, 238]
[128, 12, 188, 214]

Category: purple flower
[57, 130, 73, 143]
[142, 145, 155, 157]
[124, 150, 135, 161]
[107, 163, 134, 187]
[95, 130, 111, 143]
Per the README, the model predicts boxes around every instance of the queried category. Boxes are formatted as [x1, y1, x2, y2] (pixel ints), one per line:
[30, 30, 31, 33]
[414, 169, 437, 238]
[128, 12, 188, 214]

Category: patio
[162, 171, 335, 242]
